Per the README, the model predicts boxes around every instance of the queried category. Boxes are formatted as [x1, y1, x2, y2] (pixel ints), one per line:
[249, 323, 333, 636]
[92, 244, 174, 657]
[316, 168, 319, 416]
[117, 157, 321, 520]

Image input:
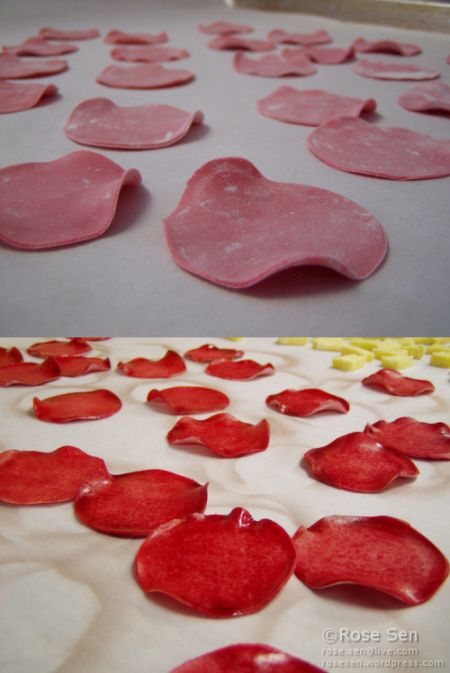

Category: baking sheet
[0, 0, 449, 335]
[0, 336, 449, 673]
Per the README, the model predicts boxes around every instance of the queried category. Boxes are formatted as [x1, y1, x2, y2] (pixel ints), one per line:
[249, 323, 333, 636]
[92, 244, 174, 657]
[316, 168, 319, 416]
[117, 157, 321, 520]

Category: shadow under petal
[106, 183, 151, 238]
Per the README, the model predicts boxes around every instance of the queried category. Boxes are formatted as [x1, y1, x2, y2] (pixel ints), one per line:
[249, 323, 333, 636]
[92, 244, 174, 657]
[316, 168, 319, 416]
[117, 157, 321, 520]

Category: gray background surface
[0, 0, 449, 335]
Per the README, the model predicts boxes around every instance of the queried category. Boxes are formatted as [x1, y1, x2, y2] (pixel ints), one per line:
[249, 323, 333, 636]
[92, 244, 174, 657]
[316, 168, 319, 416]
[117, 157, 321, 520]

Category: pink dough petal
[39, 27, 100, 41]
[0, 81, 57, 113]
[257, 87, 376, 126]
[398, 82, 450, 114]
[293, 515, 449, 605]
[198, 21, 254, 35]
[65, 99, 203, 149]
[4, 37, 78, 56]
[353, 59, 439, 81]
[0, 53, 68, 79]
[97, 63, 194, 89]
[208, 35, 275, 51]
[163, 157, 387, 288]
[283, 45, 353, 64]
[0, 150, 141, 250]
[268, 29, 332, 45]
[104, 30, 168, 45]
[352, 37, 421, 56]
[308, 115, 450, 180]
[111, 46, 189, 62]
[234, 51, 316, 77]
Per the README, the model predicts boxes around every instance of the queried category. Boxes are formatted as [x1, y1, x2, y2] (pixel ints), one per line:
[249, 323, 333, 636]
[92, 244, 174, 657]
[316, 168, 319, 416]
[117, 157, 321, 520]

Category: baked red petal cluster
[184, 343, 244, 363]
[135, 507, 297, 616]
[304, 431, 418, 492]
[54, 356, 111, 377]
[167, 413, 270, 457]
[147, 386, 229, 414]
[33, 389, 122, 422]
[75, 469, 208, 537]
[206, 359, 275, 380]
[0, 358, 60, 386]
[27, 337, 91, 358]
[0, 446, 108, 504]
[0, 346, 23, 367]
[267, 388, 349, 416]
[365, 417, 450, 460]
[118, 350, 186, 378]
[362, 368, 435, 396]
[293, 515, 449, 605]
[170, 643, 325, 672]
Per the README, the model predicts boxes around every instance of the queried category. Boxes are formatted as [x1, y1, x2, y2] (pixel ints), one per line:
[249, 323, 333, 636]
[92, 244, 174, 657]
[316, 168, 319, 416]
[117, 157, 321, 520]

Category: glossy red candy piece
[0, 347, 23, 367]
[304, 431, 418, 492]
[266, 388, 349, 416]
[0, 446, 108, 504]
[54, 356, 111, 377]
[136, 507, 297, 616]
[184, 343, 244, 363]
[0, 358, 60, 387]
[117, 350, 186, 378]
[167, 413, 270, 457]
[293, 515, 449, 605]
[170, 643, 325, 672]
[75, 469, 208, 537]
[362, 368, 435, 396]
[33, 389, 122, 423]
[28, 338, 91, 358]
[206, 359, 275, 380]
[365, 417, 450, 460]
[147, 386, 229, 414]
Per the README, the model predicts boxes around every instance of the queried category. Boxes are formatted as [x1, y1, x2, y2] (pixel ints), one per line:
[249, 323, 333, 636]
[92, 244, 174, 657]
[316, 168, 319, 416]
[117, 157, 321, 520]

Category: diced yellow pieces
[432, 337, 450, 344]
[276, 337, 308, 346]
[380, 354, 414, 370]
[427, 344, 450, 354]
[224, 337, 244, 341]
[430, 352, 450, 368]
[413, 337, 435, 344]
[313, 337, 347, 351]
[395, 337, 415, 347]
[340, 345, 374, 361]
[373, 346, 408, 360]
[405, 344, 424, 360]
[333, 354, 367, 371]
[349, 338, 382, 351]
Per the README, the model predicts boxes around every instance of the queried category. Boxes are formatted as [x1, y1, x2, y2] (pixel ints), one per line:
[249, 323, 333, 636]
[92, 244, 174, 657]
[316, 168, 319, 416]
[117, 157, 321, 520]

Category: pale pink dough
[353, 59, 440, 81]
[198, 21, 253, 35]
[257, 87, 376, 126]
[398, 82, 450, 113]
[39, 27, 100, 40]
[97, 63, 194, 89]
[308, 115, 450, 180]
[0, 54, 68, 79]
[65, 99, 204, 149]
[268, 29, 332, 45]
[0, 150, 141, 250]
[208, 35, 275, 51]
[0, 81, 57, 113]
[164, 157, 387, 288]
[283, 45, 354, 64]
[111, 46, 189, 63]
[104, 30, 168, 45]
[352, 37, 421, 56]
[4, 37, 78, 56]
[234, 52, 316, 77]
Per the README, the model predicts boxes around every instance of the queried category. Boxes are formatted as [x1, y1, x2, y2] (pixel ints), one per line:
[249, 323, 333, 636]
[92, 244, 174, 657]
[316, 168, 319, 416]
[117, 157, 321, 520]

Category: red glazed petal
[28, 338, 91, 358]
[0, 358, 60, 387]
[170, 643, 325, 672]
[33, 389, 122, 423]
[293, 515, 449, 605]
[135, 507, 297, 616]
[362, 368, 435, 396]
[266, 388, 349, 416]
[118, 350, 186, 378]
[304, 431, 418, 492]
[184, 344, 244, 363]
[54, 356, 111, 377]
[0, 347, 23, 367]
[0, 446, 108, 504]
[75, 469, 208, 537]
[167, 413, 270, 458]
[206, 359, 275, 380]
[147, 386, 229, 414]
[365, 417, 450, 460]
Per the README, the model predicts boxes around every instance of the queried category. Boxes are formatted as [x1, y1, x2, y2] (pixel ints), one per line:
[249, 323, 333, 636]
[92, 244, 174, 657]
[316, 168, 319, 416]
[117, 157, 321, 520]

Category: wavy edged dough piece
[208, 35, 275, 51]
[0, 150, 141, 250]
[65, 98, 203, 149]
[164, 157, 387, 288]
[308, 115, 450, 180]
[257, 87, 376, 126]
[104, 30, 168, 45]
[353, 59, 439, 81]
[198, 21, 254, 35]
[352, 37, 421, 56]
[398, 82, 450, 114]
[39, 27, 100, 41]
[4, 37, 78, 56]
[0, 53, 67, 79]
[111, 46, 189, 63]
[0, 80, 57, 113]
[97, 63, 194, 89]
[234, 51, 316, 77]
[283, 45, 354, 64]
[268, 29, 332, 45]
[365, 417, 450, 460]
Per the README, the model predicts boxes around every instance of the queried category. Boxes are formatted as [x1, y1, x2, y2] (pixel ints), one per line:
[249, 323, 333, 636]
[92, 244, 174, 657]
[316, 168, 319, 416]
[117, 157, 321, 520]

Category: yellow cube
[224, 337, 244, 341]
[340, 345, 375, 361]
[276, 337, 308, 346]
[380, 354, 414, 370]
[373, 346, 408, 360]
[427, 344, 450, 354]
[313, 337, 347, 351]
[405, 344, 425, 359]
[413, 337, 435, 344]
[430, 352, 450, 368]
[395, 337, 415, 346]
[433, 337, 450, 344]
[333, 354, 367, 371]
[349, 338, 382, 351]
